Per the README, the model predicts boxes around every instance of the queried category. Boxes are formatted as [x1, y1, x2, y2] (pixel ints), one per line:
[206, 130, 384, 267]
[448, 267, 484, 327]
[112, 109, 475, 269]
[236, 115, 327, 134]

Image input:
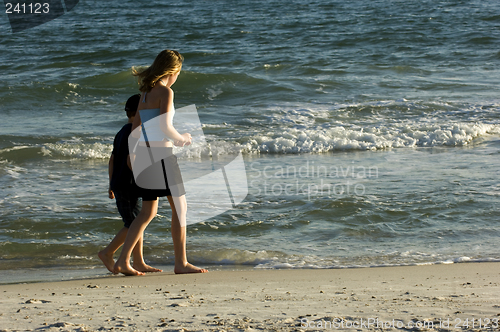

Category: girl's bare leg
[132, 234, 162, 272]
[168, 195, 208, 274]
[114, 200, 158, 276]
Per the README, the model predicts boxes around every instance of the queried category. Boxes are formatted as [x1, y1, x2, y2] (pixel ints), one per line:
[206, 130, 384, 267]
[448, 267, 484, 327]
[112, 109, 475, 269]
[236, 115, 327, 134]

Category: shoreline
[1, 262, 499, 331]
[2, 259, 499, 286]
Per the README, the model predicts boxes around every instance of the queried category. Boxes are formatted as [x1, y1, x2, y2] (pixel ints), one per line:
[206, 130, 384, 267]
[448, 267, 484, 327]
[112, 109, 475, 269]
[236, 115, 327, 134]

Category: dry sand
[0, 263, 499, 331]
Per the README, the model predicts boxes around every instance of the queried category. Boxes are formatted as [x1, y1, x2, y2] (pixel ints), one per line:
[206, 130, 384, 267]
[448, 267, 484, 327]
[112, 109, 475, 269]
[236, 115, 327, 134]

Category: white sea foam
[252, 256, 500, 269]
[238, 122, 499, 154]
[23, 119, 499, 162]
[28, 101, 500, 160]
[167, 121, 500, 159]
[218, 99, 500, 154]
[58, 255, 93, 260]
[41, 142, 112, 159]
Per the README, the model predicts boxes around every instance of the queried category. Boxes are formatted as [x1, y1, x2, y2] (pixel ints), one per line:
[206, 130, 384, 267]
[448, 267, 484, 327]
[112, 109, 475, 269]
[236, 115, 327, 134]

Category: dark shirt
[109, 123, 135, 191]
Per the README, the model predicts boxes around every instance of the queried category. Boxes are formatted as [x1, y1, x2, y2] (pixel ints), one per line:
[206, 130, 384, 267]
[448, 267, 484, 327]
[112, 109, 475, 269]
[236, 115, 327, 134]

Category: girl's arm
[159, 87, 191, 144]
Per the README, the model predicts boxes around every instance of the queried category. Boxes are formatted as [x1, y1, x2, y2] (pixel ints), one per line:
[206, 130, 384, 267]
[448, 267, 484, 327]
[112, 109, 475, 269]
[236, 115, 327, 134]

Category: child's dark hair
[125, 94, 141, 119]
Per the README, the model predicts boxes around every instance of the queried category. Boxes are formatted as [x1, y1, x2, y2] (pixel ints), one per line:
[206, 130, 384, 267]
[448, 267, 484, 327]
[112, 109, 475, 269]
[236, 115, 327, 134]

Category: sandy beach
[0, 263, 499, 331]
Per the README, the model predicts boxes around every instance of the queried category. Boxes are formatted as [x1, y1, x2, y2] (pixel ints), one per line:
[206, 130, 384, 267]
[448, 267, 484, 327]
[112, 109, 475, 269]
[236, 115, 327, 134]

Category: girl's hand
[180, 133, 192, 146]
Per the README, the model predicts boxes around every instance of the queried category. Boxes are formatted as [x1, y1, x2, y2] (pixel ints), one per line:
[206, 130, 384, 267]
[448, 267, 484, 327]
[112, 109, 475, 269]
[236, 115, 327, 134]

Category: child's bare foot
[98, 250, 116, 274]
[133, 262, 163, 273]
[114, 261, 145, 276]
[174, 262, 208, 274]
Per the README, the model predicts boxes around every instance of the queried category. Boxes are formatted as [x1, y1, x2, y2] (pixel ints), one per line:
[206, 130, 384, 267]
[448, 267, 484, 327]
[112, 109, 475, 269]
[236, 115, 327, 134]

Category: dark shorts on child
[114, 189, 141, 228]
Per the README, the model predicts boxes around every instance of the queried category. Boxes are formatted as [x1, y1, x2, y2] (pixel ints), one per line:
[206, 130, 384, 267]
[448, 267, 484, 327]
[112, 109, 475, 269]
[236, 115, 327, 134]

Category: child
[98, 94, 162, 274]
[114, 50, 208, 276]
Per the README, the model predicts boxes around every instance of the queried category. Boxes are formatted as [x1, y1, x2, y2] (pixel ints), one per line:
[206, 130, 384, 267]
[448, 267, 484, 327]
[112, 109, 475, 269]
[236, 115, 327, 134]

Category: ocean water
[1, 0, 499, 283]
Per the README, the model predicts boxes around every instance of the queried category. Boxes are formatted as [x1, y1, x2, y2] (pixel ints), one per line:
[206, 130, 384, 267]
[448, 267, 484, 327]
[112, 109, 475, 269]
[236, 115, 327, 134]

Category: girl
[114, 50, 208, 276]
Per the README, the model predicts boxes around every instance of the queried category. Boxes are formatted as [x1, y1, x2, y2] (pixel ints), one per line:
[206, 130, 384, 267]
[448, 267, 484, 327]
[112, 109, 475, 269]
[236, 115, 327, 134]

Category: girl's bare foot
[174, 262, 208, 274]
[114, 261, 145, 276]
[133, 262, 163, 273]
[98, 250, 116, 274]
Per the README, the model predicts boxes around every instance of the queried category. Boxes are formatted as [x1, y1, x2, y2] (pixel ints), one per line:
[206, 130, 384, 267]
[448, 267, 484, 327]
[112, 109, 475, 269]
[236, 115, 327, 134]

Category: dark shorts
[114, 189, 141, 228]
[135, 152, 186, 201]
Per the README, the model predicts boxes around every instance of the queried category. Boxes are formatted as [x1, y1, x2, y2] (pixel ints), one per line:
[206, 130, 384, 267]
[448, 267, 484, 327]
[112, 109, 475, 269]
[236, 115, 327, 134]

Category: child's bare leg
[98, 227, 128, 273]
[168, 195, 208, 274]
[99, 228, 156, 273]
[132, 234, 162, 273]
[114, 200, 158, 276]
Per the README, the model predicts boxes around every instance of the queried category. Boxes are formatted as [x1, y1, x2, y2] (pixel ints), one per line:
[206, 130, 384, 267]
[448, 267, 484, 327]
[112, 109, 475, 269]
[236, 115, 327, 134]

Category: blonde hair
[132, 50, 184, 93]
